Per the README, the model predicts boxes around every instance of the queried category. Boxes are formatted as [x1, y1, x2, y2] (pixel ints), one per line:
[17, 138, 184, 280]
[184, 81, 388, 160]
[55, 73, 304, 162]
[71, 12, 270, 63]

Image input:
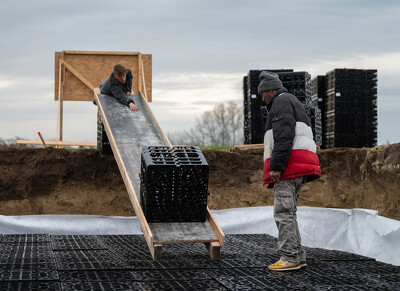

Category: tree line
[168, 102, 244, 147]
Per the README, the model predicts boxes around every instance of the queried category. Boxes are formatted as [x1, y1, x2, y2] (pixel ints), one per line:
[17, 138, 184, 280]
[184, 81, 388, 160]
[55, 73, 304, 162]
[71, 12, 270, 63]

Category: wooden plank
[16, 140, 97, 147]
[54, 52, 61, 104]
[234, 144, 263, 149]
[143, 54, 152, 102]
[138, 53, 143, 93]
[56, 52, 65, 146]
[64, 51, 140, 55]
[149, 221, 219, 244]
[141, 59, 148, 101]
[206, 207, 225, 246]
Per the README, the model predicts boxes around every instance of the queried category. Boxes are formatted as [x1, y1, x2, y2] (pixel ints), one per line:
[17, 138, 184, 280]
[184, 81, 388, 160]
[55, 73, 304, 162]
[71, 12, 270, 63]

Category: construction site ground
[0, 233, 399, 290]
[1, 143, 399, 221]
[1, 144, 400, 289]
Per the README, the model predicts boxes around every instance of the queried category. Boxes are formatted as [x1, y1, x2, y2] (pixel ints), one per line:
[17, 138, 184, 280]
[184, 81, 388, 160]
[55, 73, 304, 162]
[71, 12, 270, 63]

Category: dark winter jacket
[263, 88, 321, 187]
[100, 69, 134, 107]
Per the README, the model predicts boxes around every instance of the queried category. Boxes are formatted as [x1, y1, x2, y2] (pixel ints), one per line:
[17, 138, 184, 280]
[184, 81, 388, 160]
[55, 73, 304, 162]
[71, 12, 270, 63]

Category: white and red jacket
[264, 88, 321, 187]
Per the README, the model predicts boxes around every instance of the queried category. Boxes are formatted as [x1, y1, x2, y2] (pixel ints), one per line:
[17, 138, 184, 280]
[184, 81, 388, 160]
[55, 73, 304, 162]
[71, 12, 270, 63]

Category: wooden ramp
[94, 88, 224, 260]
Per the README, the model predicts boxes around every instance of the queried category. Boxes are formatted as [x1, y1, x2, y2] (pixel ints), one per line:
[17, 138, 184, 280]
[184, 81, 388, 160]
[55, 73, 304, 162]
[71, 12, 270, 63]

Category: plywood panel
[54, 51, 152, 102]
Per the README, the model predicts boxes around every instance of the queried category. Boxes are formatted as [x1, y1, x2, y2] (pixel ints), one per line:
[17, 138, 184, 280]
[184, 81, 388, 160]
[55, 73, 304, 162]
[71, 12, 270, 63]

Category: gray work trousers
[273, 176, 306, 263]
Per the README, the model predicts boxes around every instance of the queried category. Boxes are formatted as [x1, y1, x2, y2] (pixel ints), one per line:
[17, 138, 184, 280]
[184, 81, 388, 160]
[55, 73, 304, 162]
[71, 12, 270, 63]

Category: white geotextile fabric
[0, 206, 399, 266]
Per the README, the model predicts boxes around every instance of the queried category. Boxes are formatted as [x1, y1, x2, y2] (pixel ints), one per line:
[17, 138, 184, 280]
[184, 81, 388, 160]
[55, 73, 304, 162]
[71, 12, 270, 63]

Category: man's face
[261, 90, 274, 103]
[115, 73, 127, 84]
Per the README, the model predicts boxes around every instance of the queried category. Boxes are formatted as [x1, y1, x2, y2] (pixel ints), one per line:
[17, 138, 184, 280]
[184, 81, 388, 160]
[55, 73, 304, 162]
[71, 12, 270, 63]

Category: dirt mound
[1, 144, 399, 220]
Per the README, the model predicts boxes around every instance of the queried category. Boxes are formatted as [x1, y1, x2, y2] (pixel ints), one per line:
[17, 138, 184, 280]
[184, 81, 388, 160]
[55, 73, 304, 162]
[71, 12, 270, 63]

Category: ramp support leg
[204, 242, 221, 260]
[150, 244, 163, 260]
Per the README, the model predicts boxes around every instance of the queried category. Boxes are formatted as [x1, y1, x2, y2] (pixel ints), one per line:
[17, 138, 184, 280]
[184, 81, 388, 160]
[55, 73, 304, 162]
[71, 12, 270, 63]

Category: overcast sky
[0, 0, 399, 145]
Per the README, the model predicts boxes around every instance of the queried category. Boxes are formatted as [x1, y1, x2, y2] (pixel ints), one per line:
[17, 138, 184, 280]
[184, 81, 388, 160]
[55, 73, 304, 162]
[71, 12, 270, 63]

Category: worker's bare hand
[126, 92, 132, 96]
[270, 170, 281, 182]
[129, 103, 139, 111]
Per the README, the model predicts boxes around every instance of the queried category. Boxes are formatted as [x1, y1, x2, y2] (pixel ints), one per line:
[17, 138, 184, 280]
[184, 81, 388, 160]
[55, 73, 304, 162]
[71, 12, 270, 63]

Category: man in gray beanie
[259, 71, 321, 271]
[258, 71, 283, 93]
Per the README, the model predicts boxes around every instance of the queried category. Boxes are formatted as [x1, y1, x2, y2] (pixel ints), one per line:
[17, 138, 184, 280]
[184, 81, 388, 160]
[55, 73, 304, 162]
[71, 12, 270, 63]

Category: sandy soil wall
[0, 144, 399, 220]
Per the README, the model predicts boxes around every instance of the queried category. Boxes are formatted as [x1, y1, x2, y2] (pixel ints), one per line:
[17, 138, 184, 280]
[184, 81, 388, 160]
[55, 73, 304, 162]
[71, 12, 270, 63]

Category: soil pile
[0, 144, 399, 220]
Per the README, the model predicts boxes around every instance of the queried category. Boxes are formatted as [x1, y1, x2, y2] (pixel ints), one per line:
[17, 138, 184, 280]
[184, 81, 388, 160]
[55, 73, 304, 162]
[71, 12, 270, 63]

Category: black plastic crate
[322, 68, 378, 148]
[0, 234, 50, 243]
[0, 281, 61, 291]
[0, 269, 59, 281]
[140, 146, 209, 222]
[61, 281, 140, 291]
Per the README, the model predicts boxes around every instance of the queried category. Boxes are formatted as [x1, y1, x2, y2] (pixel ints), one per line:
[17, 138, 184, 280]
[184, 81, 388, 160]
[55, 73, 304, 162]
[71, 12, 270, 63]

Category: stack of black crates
[312, 69, 377, 148]
[140, 146, 209, 223]
[311, 76, 326, 147]
[244, 70, 322, 146]
[97, 110, 112, 154]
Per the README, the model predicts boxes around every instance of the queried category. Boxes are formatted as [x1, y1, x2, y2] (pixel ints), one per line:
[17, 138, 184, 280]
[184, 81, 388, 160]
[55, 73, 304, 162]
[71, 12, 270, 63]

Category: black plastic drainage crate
[140, 146, 209, 223]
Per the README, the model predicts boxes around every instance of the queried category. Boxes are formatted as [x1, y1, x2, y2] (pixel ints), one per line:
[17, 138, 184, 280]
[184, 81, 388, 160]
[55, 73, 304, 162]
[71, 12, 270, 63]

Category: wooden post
[150, 244, 163, 260]
[56, 52, 65, 148]
[141, 61, 148, 101]
[138, 53, 143, 94]
[37, 132, 47, 148]
[204, 242, 221, 260]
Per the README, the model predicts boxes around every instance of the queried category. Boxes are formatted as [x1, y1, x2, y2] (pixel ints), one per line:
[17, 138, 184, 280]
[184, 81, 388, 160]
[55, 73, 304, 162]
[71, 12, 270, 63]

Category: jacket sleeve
[270, 100, 296, 172]
[111, 85, 134, 107]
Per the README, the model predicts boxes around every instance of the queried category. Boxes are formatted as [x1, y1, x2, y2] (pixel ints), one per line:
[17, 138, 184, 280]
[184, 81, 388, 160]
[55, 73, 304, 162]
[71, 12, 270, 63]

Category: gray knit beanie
[258, 71, 283, 93]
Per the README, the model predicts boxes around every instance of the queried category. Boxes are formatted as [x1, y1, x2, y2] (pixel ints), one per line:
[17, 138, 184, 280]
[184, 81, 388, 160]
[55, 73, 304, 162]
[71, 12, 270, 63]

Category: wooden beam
[63, 51, 140, 56]
[233, 144, 263, 149]
[37, 132, 47, 148]
[149, 244, 163, 260]
[61, 59, 95, 91]
[138, 53, 143, 93]
[56, 53, 65, 147]
[204, 241, 221, 260]
[206, 207, 225, 246]
[141, 59, 148, 101]
[16, 140, 97, 147]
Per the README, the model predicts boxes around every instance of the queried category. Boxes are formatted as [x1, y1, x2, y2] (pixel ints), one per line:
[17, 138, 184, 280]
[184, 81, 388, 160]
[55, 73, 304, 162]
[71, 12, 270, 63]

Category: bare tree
[168, 102, 243, 146]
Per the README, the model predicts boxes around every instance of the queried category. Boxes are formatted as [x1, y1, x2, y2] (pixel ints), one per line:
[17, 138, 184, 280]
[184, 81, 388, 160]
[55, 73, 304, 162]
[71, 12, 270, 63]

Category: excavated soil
[0, 144, 399, 220]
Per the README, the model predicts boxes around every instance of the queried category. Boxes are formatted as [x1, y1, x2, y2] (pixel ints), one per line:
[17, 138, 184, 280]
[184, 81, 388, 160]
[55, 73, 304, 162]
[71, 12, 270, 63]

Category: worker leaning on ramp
[96, 64, 139, 111]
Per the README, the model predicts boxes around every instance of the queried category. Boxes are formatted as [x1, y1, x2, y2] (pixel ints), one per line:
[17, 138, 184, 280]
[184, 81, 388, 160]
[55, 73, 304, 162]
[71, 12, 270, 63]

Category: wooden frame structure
[54, 51, 152, 144]
[94, 88, 225, 259]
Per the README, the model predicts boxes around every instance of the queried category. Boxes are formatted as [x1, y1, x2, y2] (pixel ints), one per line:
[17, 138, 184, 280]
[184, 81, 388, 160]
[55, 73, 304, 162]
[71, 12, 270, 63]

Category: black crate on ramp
[140, 146, 209, 223]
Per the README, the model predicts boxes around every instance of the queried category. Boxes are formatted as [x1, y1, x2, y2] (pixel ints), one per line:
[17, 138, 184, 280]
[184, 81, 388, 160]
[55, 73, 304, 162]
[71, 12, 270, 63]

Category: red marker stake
[38, 132, 47, 148]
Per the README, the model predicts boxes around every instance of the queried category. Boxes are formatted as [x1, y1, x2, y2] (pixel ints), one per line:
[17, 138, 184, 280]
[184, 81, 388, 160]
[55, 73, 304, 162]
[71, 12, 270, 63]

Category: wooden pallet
[94, 88, 224, 260]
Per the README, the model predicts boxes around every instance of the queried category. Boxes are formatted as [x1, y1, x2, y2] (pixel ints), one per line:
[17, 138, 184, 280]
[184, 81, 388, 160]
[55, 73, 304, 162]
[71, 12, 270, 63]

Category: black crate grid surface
[140, 146, 209, 223]
[0, 234, 399, 290]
